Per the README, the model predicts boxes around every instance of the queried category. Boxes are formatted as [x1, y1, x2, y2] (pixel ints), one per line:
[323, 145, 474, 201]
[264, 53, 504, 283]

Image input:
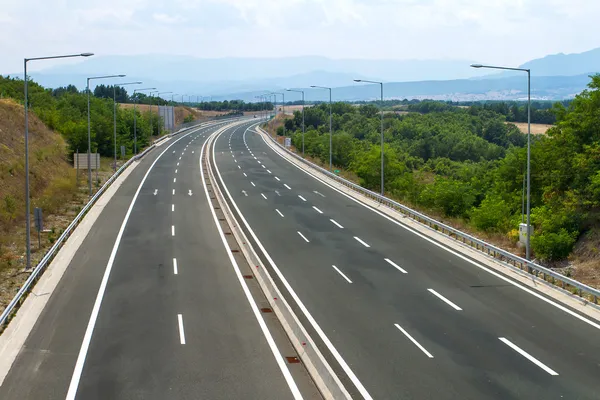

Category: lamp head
[81, 52, 94, 57]
[354, 79, 362, 82]
[470, 64, 483, 68]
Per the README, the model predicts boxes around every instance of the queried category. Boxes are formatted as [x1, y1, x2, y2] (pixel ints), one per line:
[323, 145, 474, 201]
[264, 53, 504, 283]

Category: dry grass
[118, 104, 205, 126]
[509, 122, 552, 135]
[0, 99, 130, 316]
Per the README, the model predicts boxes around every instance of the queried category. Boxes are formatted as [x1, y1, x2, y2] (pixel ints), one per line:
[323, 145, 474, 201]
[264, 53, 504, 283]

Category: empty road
[210, 122, 600, 400]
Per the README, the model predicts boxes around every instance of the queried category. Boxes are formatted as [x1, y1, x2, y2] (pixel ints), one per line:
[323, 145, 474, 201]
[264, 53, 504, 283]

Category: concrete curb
[205, 127, 352, 400]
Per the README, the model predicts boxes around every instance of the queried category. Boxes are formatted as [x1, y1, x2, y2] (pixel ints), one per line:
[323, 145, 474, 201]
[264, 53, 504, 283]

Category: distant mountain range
[7, 47, 600, 101]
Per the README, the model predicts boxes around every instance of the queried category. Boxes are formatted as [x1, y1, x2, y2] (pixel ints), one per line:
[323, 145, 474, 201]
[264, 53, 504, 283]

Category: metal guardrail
[0, 119, 242, 331]
[259, 127, 600, 305]
[0, 143, 159, 330]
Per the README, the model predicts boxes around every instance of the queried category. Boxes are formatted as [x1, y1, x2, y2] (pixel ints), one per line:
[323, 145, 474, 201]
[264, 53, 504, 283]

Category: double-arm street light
[355, 79, 385, 195]
[23, 52, 93, 269]
[87, 74, 126, 196]
[310, 85, 333, 171]
[286, 89, 305, 156]
[133, 87, 156, 155]
[472, 63, 532, 260]
[113, 81, 142, 171]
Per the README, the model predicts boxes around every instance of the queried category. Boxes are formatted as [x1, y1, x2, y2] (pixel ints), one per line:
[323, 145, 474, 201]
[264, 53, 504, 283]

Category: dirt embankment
[0, 99, 119, 316]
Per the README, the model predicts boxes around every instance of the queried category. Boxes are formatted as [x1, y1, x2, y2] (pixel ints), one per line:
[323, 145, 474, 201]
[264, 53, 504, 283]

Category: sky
[2, 0, 600, 73]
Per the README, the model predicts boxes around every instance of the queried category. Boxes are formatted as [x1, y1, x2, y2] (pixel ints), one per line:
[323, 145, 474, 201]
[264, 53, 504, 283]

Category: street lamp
[23, 52, 93, 269]
[471, 63, 532, 261]
[355, 79, 385, 195]
[311, 85, 333, 171]
[113, 81, 142, 171]
[87, 74, 126, 196]
[286, 89, 305, 157]
[133, 87, 156, 156]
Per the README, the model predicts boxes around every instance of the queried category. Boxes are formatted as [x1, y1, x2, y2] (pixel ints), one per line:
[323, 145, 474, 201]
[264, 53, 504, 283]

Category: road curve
[0, 120, 319, 400]
[212, 122, 600, 400]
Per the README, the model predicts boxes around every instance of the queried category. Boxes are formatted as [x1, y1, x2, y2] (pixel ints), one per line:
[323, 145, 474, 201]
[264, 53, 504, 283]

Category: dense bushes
[282, 77, 600, 261]
[0, 75, 159, 157]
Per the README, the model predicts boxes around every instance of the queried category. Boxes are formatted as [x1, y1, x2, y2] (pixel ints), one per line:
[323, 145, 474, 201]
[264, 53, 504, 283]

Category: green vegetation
[281, 75, 600, 262]
[196, 100, 272, 112]
[0, 76, 160, 157]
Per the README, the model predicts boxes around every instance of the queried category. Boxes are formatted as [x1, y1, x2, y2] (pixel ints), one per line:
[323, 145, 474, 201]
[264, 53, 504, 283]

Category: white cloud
[153, 13, 186, 24]
[1, 0, 600, 73]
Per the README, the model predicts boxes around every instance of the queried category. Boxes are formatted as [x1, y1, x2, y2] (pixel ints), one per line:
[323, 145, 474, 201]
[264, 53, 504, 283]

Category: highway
[0, 120, 319, 400]
[210, 122, 600, 400]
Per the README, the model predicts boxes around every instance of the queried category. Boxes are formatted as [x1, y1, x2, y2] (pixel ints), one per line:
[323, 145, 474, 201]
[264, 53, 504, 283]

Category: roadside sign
[34, 208, 43, 232]
[284, 137, 291, 148]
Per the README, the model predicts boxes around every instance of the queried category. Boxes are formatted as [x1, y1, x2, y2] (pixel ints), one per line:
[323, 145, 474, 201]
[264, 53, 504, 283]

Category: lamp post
[311, 85, 333, 171]
[87, 74, 126, 196]
[471, 63, 532, 260]
[355, 79, 385, 195]
[113, 81, 142, 171]
[23, 52, 93, 269]
[286, 89, 305, 157]
[133, 87, 156, 156]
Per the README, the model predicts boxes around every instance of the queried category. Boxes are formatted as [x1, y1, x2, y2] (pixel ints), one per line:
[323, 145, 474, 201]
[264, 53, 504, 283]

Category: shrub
[531, 229, 578, 261]
[470, 195, 512, 232]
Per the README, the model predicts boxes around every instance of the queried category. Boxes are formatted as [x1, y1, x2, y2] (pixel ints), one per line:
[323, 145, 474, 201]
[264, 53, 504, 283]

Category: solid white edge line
[298, 195, 306, 201]
[200, 133, 303, 399]
[297, 231, 310, 243]
[312, 206, 323, 214]
[177, 314, 186, 344]
[173, 258, 178, 275]
[394, 324, 433, 358]
[213, 127, 372, 400]
[65, 125, 203, 400]
[276, 209, 284, 218]
[499, 337, 558, 375]
[261, 193, 267, 200]
[353, 236, 370, 248]
[330, 219, 344, 229]
[332, 265, 352, 283]
[285, 184, 292, 190]
[427, 289, 462, 311]
[258, 130, 600, 331]
[384, 258, 408, 274]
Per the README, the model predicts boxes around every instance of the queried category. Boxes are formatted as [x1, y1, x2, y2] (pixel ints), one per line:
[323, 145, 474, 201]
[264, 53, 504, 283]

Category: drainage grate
[260, 307, 273, 313]
[243, 275, 253, 279]
[285, 356, 301, 364]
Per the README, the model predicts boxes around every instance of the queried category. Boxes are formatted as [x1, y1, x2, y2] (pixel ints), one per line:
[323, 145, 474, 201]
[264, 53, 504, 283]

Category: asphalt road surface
[212, 122, 600, 400]
[0, 120, 318, 400]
